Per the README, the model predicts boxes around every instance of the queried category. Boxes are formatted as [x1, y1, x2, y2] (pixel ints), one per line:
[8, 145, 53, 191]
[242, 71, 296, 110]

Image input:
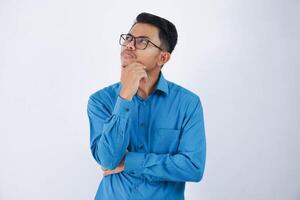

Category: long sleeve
[87, 94, 133, 170]
[124, 97, 206, 182]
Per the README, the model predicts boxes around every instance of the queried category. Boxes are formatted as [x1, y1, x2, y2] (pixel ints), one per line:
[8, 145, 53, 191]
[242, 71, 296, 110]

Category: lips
[121, 51, 137, 67]
[121, 51, 136, 59]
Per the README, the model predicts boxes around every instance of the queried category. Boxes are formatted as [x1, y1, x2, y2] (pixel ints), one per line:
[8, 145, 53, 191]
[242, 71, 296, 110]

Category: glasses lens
[120, 34, 132, 46]
[119, 34, 150, 50]
[135, 38, 148, 50]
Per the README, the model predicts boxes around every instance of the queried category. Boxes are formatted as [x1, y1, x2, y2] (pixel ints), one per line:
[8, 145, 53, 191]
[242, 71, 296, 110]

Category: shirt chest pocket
[151, 128, 181, 154]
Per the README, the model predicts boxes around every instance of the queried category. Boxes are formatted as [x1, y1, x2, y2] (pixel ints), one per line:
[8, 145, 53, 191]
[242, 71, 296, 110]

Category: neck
[137, 70, 160, 100]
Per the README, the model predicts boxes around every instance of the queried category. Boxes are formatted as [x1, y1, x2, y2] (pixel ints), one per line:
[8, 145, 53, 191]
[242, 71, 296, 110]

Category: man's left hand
[102, 157, 125, 176]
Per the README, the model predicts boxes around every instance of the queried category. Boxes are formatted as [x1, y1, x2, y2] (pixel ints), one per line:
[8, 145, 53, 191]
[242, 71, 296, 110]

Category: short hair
[132, 12, 178, 53]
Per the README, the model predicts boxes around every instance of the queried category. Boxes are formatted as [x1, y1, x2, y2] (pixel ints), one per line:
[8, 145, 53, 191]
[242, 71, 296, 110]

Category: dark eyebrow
[127, 33, 150, 39]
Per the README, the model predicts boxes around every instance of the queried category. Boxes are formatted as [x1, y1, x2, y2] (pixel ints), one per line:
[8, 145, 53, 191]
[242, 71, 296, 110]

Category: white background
[0, 0, 299, 199]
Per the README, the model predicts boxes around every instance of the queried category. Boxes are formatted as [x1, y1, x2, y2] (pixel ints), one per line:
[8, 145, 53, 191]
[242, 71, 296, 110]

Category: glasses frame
[119, 34, 163, 51]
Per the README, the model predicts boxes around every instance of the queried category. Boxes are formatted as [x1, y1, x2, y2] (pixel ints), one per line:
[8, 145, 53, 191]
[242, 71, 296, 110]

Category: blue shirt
[87, 73, 206, 200]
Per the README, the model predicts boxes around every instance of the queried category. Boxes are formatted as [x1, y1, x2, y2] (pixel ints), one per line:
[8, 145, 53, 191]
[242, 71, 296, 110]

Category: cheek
[139, 52, 158, 62]
[139, 55, 156, 67]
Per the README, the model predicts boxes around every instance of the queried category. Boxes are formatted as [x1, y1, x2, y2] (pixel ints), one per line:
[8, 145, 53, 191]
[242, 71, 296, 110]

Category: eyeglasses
[119, 34, 163, 51]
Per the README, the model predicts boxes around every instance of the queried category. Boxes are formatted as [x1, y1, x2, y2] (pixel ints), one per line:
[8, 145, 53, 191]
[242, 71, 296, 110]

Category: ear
[157, 51, 171, 66]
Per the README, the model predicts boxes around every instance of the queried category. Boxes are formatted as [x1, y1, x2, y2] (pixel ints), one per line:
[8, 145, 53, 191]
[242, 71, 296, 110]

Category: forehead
[129, 23, 160, 39]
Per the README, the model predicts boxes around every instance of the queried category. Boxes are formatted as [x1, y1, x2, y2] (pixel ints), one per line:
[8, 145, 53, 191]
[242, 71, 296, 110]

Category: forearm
[88, 96, 133, 170]
[124, 150, 206, 182]
[90, 117, 129, 169]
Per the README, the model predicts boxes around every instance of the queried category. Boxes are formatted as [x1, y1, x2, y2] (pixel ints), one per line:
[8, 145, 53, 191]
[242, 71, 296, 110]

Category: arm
[87, 94, 133, 170]
[88, 62, 148, 170]
[124, 97, 206, 182]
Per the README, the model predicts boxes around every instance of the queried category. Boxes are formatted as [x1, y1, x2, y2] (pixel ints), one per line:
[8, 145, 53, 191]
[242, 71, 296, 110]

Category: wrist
[120, 89, 133, 101]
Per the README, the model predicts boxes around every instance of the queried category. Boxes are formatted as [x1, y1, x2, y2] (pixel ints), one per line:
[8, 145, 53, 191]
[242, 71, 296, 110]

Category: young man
[87, 12, 206, 200]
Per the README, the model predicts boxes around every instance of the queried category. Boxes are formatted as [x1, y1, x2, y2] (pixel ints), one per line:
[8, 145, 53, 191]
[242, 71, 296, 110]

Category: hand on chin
[121, 56, 136, 67]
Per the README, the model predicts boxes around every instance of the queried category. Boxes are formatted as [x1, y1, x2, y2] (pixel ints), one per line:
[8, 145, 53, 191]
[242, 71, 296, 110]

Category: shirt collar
[155, 72, 169, 95]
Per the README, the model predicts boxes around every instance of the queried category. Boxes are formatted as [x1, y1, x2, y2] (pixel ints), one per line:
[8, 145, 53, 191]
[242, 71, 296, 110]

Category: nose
[125, 40, 135, 50]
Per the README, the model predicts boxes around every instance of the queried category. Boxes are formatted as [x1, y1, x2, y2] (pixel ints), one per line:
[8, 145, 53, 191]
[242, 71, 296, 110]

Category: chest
[127, 98, 187, 154]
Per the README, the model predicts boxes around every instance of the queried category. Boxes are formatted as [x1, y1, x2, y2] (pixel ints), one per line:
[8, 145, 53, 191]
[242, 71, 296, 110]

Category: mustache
[121, 50, 137, 59]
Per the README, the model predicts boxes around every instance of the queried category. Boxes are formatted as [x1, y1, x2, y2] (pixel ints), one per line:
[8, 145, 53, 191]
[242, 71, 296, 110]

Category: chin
[121, 60, 129, 67]
[121, 58, 135, 66]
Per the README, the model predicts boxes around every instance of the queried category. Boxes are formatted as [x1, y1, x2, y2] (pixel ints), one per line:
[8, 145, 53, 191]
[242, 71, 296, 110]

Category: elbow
[101, 159, 120, 170]
[92, 152, 119, 170]
[100, 161, 118, 170]
[189, 152, 206, 182]
[189, 165, 205, 182]
[183, 154, 205, 182]
[191, 169, 204, 182]
[90, 146, 121, 170]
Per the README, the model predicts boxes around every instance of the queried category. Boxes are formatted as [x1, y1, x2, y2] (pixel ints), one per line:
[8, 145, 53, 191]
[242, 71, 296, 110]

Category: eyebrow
[127, 33, 150, 39]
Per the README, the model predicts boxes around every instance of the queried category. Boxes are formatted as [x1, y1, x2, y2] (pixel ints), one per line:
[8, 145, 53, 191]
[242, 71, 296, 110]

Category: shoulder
[167, 80, 202, 105]
[166, 81, 204, 123]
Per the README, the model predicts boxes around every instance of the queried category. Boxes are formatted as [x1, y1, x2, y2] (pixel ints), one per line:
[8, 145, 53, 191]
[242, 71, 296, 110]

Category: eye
[124, 35, 132, 41]
[136, 38, 148, 45]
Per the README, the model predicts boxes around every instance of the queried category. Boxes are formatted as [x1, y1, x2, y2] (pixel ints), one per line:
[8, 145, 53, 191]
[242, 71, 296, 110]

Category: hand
[120, 62, 148, 101]
[102, 157, 125, 176]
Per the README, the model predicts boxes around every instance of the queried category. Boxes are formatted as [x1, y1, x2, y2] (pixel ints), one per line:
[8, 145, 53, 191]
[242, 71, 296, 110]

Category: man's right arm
[88, 62, 147, 170]
[87, 93, 133, 170]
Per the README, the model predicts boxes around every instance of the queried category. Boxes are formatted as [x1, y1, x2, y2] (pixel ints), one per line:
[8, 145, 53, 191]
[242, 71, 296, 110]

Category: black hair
[133, 12, 178, 53]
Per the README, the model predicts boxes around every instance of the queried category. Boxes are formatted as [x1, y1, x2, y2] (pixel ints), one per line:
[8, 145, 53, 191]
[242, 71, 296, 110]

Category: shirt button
[125, 108, 129, 112]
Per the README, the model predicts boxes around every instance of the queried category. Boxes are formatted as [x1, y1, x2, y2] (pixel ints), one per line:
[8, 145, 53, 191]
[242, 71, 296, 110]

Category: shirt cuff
[112, 96, 133, 119]
[124, 152, 145, 173]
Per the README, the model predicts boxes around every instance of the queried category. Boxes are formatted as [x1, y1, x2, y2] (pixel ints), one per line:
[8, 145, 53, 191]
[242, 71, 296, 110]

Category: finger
[125, 62, 147, 70]
[103, 172, 109, 176]
[133, 68, 147, 74]
[103, 170, 114, 176]
[101, 166, 108, 171]
[103, 168, 123, 176]
[122, 60, 140, 69]
[138, 70, 148, 80]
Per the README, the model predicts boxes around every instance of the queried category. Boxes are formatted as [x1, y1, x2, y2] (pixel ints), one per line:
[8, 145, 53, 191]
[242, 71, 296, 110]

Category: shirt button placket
[138, 102, 146, 152]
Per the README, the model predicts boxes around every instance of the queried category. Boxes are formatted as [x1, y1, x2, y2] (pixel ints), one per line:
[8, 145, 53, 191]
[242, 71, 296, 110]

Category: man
[87, 12, 206, 200]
